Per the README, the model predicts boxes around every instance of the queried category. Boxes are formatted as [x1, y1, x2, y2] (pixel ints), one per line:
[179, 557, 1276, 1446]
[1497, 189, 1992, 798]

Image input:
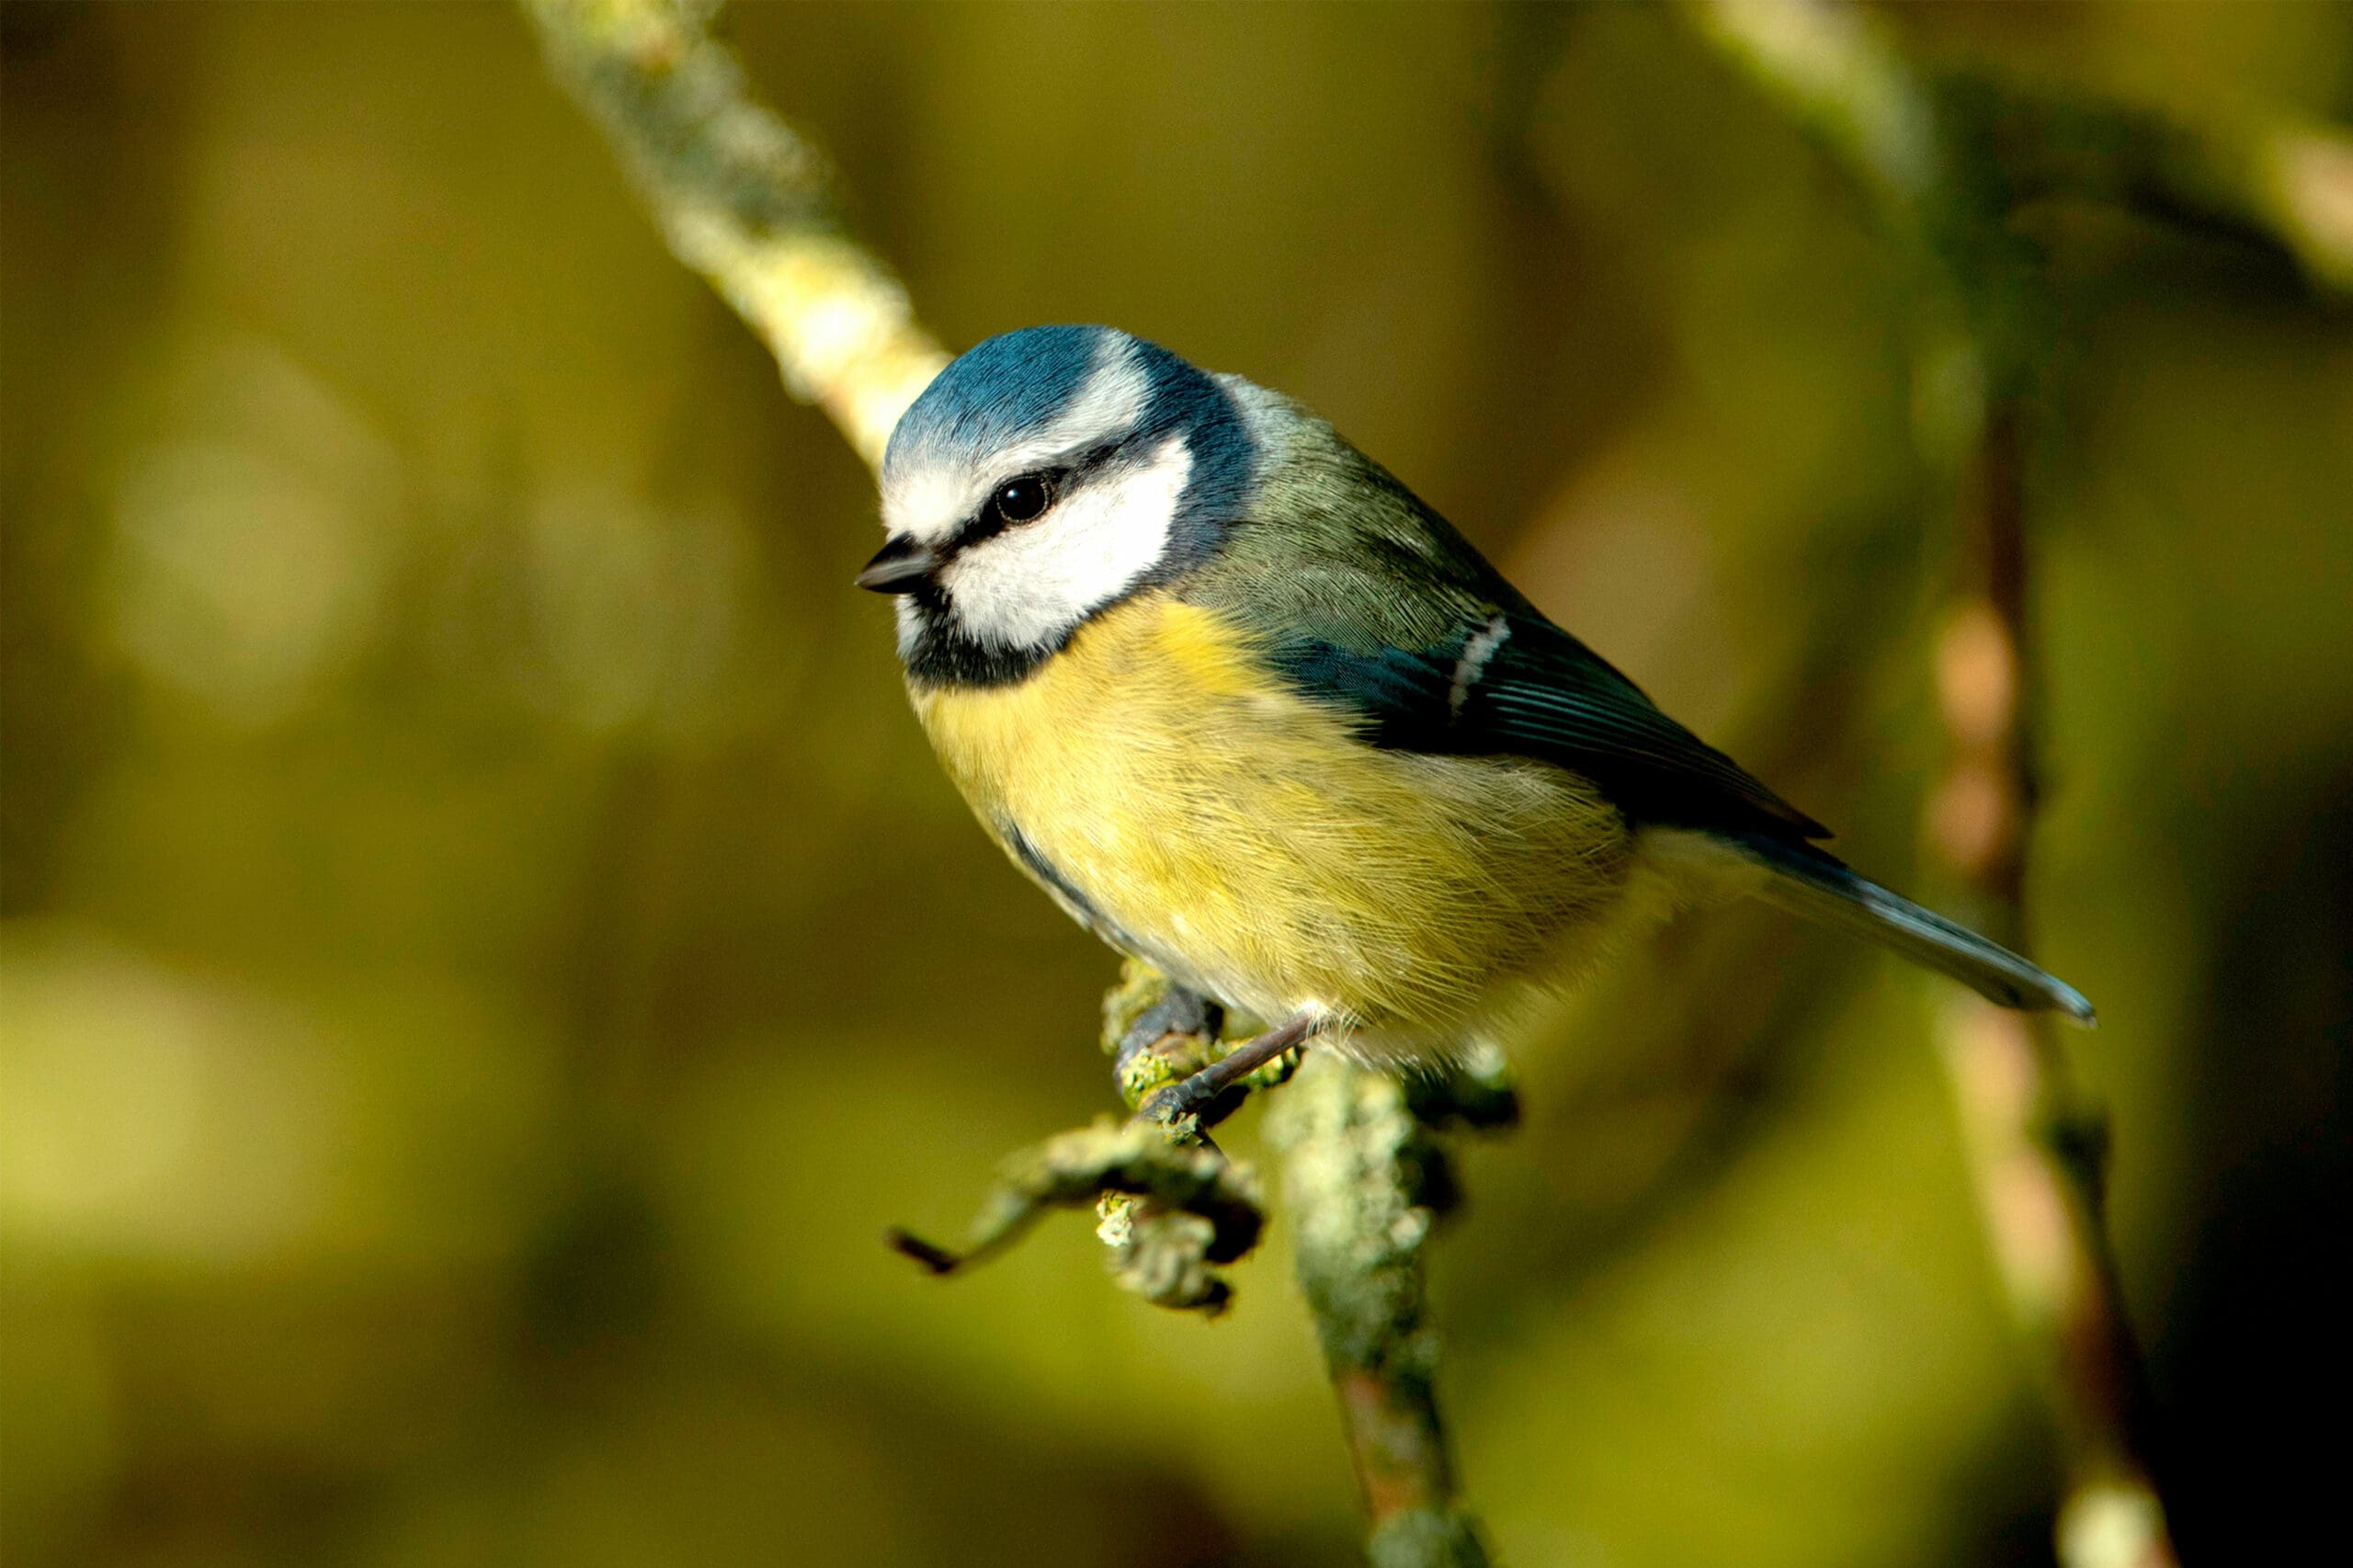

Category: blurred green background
[5, 3, 2348, 1564]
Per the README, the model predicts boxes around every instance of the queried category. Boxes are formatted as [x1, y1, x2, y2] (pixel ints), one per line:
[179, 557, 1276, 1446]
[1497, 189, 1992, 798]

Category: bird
[858, 324, 2093, 1123]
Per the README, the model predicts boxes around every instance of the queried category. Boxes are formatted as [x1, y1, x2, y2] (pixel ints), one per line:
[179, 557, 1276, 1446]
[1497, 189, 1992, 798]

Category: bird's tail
[1726, 832, 2097, 1025]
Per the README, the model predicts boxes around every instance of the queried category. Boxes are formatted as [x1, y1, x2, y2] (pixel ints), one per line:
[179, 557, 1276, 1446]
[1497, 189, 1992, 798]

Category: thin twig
[884, 1114, 1266, 1314]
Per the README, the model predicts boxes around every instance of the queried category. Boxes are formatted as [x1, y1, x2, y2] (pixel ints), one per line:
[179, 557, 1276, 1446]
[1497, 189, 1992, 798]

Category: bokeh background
[6, 3, 2348, 1564]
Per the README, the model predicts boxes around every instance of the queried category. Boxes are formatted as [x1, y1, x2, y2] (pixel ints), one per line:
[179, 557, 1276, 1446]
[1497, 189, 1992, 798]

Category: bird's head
[865, 325, 1256, 685]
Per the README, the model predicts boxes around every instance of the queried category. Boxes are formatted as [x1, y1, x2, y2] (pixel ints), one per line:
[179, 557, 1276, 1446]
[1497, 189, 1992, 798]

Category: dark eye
[990, 474, 1053, 525]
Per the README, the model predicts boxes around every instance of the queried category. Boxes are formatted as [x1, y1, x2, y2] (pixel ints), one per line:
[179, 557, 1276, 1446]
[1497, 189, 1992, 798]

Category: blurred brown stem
[1693, 5, 2185, 1563]
[1937, 409, 2174, 1568]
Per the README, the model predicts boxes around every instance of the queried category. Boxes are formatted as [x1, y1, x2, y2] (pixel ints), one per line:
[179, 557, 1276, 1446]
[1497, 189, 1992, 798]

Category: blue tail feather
[1728, 832, 2097, 1025]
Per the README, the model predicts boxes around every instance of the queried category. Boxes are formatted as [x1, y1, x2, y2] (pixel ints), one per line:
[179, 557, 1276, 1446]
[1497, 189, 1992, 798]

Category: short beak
[855, 536, 938, 594]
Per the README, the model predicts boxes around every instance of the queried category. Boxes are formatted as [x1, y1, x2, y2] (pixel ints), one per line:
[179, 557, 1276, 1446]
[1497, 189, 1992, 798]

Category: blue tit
[858, 325, 2093, 1119]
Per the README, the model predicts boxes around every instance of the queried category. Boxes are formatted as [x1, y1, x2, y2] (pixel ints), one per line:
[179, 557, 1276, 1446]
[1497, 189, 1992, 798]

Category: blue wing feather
[1266, 614, 1829, 840]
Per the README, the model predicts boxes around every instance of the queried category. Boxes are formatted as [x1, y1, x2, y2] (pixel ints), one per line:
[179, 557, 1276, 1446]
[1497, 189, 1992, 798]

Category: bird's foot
[1141, 1011, 1319, 1133]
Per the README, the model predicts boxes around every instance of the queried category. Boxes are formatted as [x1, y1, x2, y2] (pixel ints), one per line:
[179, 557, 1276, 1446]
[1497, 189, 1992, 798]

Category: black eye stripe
[949, 472, 1056, 553]
[943, 438, 1132, 556]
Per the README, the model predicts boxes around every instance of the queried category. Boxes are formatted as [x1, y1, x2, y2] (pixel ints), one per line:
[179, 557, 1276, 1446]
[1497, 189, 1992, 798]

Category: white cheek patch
[893, 595, 925, 660]
[881, 340, 1152, 544]
[941, 435, 1193, 649]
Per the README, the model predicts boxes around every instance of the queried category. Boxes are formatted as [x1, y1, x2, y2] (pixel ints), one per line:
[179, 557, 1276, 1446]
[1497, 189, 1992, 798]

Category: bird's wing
[1259, 608, 1828, 841]
[1191, 400, 1823, 839]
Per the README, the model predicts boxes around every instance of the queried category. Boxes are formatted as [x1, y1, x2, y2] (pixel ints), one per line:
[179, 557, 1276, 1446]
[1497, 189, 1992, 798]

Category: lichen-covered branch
[889, 972, 1513, 1568]
[1102, 969, 1514, 1568]
[1266, 1051, 1518, 1568]
[525, 0, 947, 471]
[886, 1115, 1266, 1314]
[1689, 6, 2193, 1565]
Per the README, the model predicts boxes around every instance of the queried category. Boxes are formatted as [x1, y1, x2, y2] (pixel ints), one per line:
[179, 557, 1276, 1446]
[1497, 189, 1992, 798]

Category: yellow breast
[910, 592, 1636, 1053]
